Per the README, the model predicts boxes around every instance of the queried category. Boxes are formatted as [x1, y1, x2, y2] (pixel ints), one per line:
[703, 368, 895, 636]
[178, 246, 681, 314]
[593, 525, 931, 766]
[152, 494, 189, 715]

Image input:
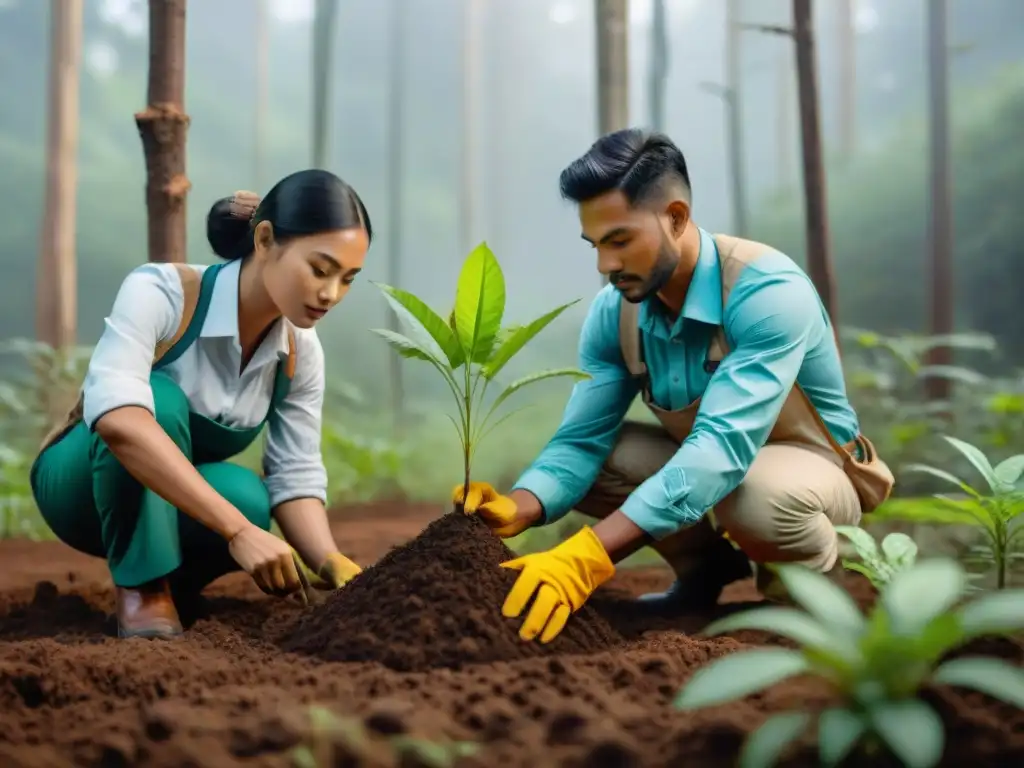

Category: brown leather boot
[116, 578, 183, 639]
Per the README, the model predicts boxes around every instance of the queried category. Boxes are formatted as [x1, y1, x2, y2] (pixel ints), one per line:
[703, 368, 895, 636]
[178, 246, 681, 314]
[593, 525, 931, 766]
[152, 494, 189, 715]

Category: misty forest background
[1, 0, 1023, 556]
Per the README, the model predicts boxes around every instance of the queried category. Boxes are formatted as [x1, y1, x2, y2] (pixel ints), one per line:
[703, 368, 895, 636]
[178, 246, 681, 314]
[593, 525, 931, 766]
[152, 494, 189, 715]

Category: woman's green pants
[30, 374, 273, 591]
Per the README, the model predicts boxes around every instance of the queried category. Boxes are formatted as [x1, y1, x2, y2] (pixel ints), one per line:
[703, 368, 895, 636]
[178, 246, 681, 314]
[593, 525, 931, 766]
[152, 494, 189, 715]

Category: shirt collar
[639, 227, 724, 339]
[199, 259, 292, 364]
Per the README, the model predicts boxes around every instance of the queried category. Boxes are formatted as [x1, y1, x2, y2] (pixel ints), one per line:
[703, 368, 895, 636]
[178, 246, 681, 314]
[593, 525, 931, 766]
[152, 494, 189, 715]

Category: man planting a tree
[455, 129, 895, 644]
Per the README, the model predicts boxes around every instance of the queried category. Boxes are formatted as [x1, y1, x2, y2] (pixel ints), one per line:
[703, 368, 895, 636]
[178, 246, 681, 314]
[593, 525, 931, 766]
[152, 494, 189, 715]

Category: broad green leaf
[902, 463, 979, 497]
[290, 745, 318, 768]
[882, 559, 966, 635]
[453, 242, 505, 362]
[835, 525, 879, 561]
[738, 711, 810, 768]
[674, 649, 810, 710]
[943, 436, 1000, 494]
[956, 589, 1024, 637]
[915, 365, 987, 385]
[867, 700, 944, 768]
[774, 564, 865, 635]
[370, 328, 443, 365]
[871, 497, 980, 525]
[994, 455, 1024, 488]
[843, 561, 881, 585]
[932, 657, 1024, 708]
[881, 532, 918, 568]
[702, 607, 847, 657]
[485, 368, 591, 421]
[373, 283, 465, 368]
[818, 708, 867, 767]
[480, 300, 581, 379]
[913, 612, 968, 666]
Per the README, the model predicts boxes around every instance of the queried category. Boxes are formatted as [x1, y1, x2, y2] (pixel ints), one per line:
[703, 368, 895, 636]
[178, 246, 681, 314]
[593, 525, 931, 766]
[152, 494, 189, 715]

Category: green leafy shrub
[904, 436, 1024, 588]
[835, 526, 918, 588]
[675, 559, 1024, 768]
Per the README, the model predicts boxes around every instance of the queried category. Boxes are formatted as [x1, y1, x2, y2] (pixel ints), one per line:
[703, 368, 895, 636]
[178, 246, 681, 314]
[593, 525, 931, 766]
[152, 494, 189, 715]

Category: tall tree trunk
[793, 0, 839, 328]
[648, 0, 668, 131]
[724, 0, 748, 236]
[595, 0, 629, 135]
[311, 0, 339, 168]
[595, 0, 629, 286]
[837, 0, 857, 161]
[386, 0, 407, 427]
[135, 0, 190, 264]
[777, 48, 794, 191]
[37, 0, 83, 353]
[925, 0, 953, 402]
[461, 0, 483, 253]
[254, 0, 268, 189]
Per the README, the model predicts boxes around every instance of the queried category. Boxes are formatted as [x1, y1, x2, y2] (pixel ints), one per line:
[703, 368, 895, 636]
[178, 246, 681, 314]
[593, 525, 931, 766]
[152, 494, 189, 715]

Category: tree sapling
[370, 242, 589, 502]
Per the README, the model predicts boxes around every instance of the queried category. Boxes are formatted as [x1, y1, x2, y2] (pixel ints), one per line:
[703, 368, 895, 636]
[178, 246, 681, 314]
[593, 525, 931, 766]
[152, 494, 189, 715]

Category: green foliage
[291, 705, 478, 767]
[903, 436, 1024, 588]
[371, 242, 589, 495]
[835, 526, 918, 588]
[675, 560, 1024, 768]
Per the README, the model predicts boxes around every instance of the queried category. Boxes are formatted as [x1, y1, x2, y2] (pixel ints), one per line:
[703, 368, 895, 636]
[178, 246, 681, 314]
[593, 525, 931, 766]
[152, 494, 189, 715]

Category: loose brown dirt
[0, 501, 1021, 768]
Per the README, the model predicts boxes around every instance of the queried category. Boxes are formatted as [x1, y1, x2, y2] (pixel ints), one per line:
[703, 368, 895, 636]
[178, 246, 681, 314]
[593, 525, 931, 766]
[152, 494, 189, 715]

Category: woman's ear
[253, 220, 275, 256]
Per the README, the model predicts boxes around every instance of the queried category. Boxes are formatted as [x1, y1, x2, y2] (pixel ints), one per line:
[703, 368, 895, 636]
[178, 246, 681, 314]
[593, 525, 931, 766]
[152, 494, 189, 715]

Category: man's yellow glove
[312, 552, 363, 590]
[452, 481, 532, 538]
[499, 526, 615, 643]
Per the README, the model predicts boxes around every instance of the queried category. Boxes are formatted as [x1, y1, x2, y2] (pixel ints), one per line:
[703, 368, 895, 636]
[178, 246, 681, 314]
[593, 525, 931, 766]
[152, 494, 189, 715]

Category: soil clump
[282, 512, 623, 671]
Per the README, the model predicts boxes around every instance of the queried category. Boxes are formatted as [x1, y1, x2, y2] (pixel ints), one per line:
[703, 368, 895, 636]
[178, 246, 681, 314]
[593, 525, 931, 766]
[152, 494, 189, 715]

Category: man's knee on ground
[716, 478, 839, 569]
[197, 463, 272, 530]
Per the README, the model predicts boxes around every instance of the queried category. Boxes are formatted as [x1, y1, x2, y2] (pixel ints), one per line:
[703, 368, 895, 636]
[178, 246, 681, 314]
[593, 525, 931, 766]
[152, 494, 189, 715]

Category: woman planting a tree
[30, 169, 369, 639]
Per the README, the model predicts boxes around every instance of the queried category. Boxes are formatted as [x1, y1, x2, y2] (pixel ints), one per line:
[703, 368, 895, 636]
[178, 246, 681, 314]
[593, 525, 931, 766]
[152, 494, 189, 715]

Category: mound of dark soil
[281, 512, 623, 671]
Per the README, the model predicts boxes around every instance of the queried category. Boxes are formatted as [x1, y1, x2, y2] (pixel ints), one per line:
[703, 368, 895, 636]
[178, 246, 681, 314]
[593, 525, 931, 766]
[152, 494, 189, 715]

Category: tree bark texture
[135, 0, 191, 264]
[725, 0, 748, 237]
[595, 0, 629, 136]
[793, 0, 839, 329]
[926, 0, 953, 403]
[37, 0, 83, 350]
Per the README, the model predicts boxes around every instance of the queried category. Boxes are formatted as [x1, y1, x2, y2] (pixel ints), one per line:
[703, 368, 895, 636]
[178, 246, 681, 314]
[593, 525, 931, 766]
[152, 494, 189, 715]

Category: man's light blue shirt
[512, 228, 859, 541]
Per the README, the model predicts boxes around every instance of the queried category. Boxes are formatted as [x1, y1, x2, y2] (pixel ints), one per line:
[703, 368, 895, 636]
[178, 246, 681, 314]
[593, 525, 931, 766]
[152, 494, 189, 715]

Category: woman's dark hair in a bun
[205, 169, 373, 261]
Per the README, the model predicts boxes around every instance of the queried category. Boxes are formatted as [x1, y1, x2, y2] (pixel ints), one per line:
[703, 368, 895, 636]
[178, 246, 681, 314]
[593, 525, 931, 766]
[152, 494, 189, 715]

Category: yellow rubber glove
[313, 552, 363, 590]
[499, 526, 615, 643]
[452, 481, 532, 538]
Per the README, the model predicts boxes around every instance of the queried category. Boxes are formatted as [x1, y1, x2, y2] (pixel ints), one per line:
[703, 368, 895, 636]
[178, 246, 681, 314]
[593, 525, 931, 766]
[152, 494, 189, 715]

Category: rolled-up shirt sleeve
[262, 329, 329, 509]
[82, 264, 183, 430]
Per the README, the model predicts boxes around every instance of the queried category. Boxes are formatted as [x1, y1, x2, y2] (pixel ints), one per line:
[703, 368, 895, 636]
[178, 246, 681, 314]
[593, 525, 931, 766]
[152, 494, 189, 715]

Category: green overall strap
[155, 263, 224, 371]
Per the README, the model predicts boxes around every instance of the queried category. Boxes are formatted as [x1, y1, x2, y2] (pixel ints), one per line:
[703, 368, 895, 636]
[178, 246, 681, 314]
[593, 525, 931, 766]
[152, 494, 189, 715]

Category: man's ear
[665, 199, 691, 239]
[253, 220, 275, 254]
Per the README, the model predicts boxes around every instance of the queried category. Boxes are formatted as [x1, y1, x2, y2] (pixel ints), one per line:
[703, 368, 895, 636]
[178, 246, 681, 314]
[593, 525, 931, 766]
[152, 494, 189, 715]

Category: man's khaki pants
[574, 422, 863, 582]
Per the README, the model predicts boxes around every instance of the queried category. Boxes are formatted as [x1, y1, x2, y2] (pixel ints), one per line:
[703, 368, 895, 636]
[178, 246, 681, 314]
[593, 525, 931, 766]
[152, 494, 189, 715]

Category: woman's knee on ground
[196, 462, 272, 530]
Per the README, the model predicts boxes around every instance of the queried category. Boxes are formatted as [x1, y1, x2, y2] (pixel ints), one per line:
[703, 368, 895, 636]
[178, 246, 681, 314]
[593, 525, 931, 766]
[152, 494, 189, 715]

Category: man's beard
[612, 240, 678, 304]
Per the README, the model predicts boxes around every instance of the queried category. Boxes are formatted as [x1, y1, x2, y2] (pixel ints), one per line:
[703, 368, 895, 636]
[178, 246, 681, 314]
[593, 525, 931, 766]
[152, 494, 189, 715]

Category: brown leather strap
[618, 300, 647, 377]
[153, 264, 201, 363]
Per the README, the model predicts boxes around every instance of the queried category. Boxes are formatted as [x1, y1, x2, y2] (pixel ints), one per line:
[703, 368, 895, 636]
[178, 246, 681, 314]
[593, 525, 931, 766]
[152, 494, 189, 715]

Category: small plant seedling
[674, 559, 1024, 768]
[370, 242, 589, 500]
[904, 435, 1024, 588]
[835, 526, 918, 588]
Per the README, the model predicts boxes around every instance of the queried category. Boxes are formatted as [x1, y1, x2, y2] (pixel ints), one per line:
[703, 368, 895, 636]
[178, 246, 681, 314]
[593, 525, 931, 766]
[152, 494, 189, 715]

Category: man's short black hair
[558, 128, 692, 207]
